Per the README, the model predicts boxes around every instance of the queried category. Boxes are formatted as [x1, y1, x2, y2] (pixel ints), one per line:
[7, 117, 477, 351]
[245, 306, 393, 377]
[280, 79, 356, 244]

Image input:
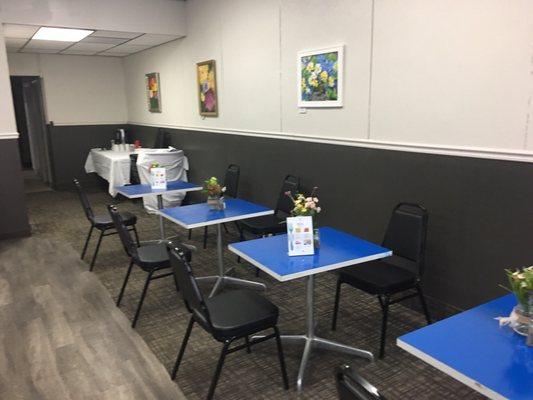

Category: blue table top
[228, 227, 392, 281]
[398, 294, 533, 400]
[115, 180, 202, 198]
[159, 198, 273, 229]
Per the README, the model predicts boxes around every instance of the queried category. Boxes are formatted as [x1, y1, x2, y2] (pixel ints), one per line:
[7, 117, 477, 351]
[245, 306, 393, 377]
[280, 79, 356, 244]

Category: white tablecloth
[84, 148, 189, 197]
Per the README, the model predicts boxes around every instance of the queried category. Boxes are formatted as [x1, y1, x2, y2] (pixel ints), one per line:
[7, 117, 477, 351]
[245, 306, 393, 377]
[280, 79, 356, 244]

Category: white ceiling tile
[91, 30, 141, 39]
[5, 38, 28, 50]
[80, 36, 129, 45]
[110, 43, 152, 54]
[24, 39, 73, 50]
[63, 42, 116, 52]
[127, 34, 178, 46]
[99, 52, 129, 57]
[60, 50, 98, 55]
[20, 48, 60, 54]
[2, 24, 39, 39]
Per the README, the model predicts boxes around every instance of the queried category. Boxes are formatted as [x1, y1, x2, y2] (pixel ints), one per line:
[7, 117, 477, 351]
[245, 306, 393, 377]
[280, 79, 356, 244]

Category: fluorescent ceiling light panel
[32, 27, 94, 42]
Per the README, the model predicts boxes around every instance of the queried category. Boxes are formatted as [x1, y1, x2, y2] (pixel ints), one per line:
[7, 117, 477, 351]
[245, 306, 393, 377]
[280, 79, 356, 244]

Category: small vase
[207, 196, 225, 211]
[313, 228, 320, 249]
[512, 304, 532, 336]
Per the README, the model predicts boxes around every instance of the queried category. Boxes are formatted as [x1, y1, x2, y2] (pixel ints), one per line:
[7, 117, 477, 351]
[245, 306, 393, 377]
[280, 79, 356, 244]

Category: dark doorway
[10, 76, 52, 190]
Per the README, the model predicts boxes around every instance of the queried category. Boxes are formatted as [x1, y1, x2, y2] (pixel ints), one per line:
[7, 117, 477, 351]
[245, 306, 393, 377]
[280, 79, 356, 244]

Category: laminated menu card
[150, 167, 167, 190]
[287, 216, 314, 256]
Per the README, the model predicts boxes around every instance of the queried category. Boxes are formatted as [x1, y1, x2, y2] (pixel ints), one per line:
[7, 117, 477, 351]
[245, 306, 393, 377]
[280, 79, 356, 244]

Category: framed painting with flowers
[146, 72, 161, 113]
[196, 60, 218, 117]
[297, 45, 343, 108]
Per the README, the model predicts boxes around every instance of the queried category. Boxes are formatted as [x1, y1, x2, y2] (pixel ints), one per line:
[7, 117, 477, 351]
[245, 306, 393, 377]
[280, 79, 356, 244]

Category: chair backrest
[129, 153, 140, 185]
[73, 178, 94, 222]
[153, 129, 169, 148]
[336, 365, 387, 400]
[169, 246, 212, 329]
[224, 164, 240, 198]
[275, 174, 300, 215]
[107, 205, 139, 259]
[382, 203, 428, 276]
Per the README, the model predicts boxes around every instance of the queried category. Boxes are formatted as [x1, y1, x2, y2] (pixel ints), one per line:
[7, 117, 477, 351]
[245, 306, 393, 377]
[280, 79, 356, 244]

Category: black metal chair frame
[335, 364, 387, 400]
[108, 204, 173, 328]
[188, 164, 241, 249]
[74, 179, 139, 270]
[169, 247, 289, 400]
[331, 203, 432, 358]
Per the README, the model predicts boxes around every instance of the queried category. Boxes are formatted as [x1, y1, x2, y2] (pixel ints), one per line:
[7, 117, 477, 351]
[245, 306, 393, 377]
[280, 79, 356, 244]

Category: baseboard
[0, 228, 31, 241]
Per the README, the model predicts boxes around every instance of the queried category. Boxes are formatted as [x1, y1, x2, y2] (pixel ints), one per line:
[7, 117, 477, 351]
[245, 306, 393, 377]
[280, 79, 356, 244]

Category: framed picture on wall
[146, 72, 162, 113]
[297, 45, 344, 108]
[196, 60, 218, 117]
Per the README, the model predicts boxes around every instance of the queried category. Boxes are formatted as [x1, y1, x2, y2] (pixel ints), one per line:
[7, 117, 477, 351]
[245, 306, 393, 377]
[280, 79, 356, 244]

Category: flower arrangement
[285, 187, 322, 218]
[504, 266, 533, 310]
[203, 176, 226, 198]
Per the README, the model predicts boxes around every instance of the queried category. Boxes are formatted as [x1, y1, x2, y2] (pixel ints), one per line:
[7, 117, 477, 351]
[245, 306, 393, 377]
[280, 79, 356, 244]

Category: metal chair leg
[203, 226, 208, 249]
[378, 295, 390, 359]
[132, 225, 140, 246]
[244, 336, 251, 354]
[188, 229, 192, 240]
[331, 279, 342, 331]
[89, 230, 104, 271]
[117, 260, 134, 307]
[206, 341, 231, 400]
[132, 270, 154, 328]
[417, 284, 432, 325]
[171, 317, 195, 380]
[274, 326, 289, 390]
[81, 225, 93, 259]
[222, 223, 229, 233]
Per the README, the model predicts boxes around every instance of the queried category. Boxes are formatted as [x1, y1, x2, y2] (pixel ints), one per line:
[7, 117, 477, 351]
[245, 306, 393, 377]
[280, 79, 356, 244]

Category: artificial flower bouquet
[203, 176, 226, 210]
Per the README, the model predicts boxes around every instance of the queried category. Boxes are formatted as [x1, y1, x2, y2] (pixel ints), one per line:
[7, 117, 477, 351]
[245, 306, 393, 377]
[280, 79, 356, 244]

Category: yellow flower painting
[297, 45, 344, 108]
[146, 72, 161, 113]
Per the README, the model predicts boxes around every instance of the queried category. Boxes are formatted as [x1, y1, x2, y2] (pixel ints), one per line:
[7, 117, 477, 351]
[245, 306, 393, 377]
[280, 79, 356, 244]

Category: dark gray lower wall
[0, 139, 30, 239]
[126, 124, 532, 312]
[48, 124, 127, 189]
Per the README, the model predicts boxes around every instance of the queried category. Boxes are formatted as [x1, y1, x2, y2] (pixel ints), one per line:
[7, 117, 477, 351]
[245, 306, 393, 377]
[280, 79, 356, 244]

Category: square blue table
[116, 180, 202, 239]
[228, 227, 392, 391]
[398, 294, 532, 400]
[159, 198, 274, 296]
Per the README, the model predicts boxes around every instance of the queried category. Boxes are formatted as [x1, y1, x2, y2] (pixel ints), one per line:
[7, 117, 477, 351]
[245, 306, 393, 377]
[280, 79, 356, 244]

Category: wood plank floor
[0, 236, 186, 400]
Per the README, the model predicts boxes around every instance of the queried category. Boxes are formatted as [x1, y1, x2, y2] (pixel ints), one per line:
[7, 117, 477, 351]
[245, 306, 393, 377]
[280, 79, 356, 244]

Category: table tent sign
[151, 167, 167, 190]
[287, 216, 314, 256]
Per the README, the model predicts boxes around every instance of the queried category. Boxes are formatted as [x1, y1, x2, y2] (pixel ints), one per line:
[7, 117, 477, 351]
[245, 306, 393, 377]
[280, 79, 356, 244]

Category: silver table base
[196, 224, 266, 297]
[254, 274, 373, 392]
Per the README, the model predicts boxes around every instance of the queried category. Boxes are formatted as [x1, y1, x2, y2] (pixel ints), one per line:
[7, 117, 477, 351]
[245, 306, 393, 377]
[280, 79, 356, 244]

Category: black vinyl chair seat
[93, 211, 136, 229]
[338, 261, 417, 295]
[239, 214, 286, 236]
[135, 242, 174, 270]
[205, 289, 279, 340]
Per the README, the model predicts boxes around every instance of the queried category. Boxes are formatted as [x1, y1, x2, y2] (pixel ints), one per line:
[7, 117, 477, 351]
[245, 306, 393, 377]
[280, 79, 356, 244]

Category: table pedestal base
[254, 275, 373, 392]
[196, 224, 266, 297]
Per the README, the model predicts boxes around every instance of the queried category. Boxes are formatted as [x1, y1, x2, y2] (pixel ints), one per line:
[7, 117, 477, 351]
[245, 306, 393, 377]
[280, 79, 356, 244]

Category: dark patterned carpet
[25, 188, 484, 400]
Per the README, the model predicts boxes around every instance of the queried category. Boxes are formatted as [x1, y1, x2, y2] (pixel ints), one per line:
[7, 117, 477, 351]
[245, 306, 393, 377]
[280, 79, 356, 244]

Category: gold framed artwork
[196, 60, 218, 117]
[146, 72, 161, 113]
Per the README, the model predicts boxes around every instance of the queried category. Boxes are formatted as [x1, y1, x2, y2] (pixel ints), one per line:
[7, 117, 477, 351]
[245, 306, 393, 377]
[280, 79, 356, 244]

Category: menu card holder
[151, 167, 167, 190]
[287, 216, 315, 256]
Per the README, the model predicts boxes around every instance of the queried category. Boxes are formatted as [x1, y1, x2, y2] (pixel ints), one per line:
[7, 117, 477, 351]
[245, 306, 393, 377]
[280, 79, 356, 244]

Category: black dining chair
[188, 164, 240, 248]
[237, 174, 299, 270]
[336, 365, 387, 400]
[154, 128, 169, 148]
[331, 203, 431, 358]
[169, 246, 289, 400]
[129, 153, 141, 185]
[107, 204, 192, 328]
[74, 178, 139, 270]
